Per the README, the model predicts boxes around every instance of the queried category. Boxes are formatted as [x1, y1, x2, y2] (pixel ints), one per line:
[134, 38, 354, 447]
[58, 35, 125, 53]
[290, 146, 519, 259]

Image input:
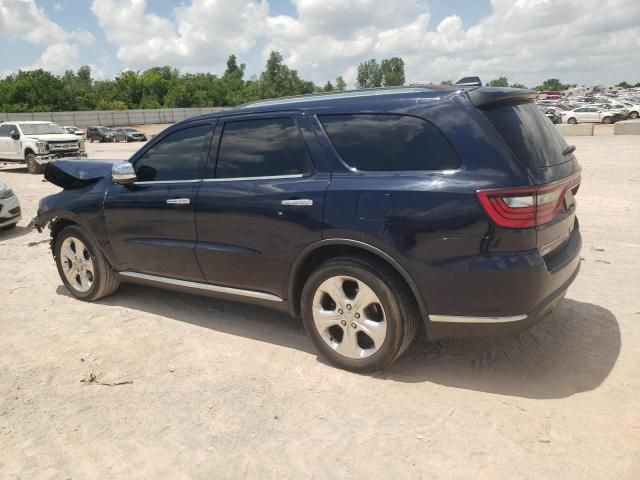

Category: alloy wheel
[60, 236, 95, 293]
[312, 275, 387, 359]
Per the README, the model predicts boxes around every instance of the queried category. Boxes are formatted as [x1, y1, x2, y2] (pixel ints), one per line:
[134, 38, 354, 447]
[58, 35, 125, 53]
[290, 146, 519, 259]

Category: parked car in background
[36, 85, 582, 372]
[0, 121, 86, 174]
[562, 106, 615, 124]
[592, 104, 629, 121]
[86, 126, 114, 143]
[63, 126, 84, 137]
[618, 101, 640, 119]
[0, 180, 21, 229]
[113, 127, 147, 142]
[538, 106, 562, 124]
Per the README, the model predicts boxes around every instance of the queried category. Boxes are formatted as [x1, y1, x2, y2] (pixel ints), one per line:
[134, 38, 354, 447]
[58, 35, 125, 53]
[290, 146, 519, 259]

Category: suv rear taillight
[476, 175, 580, 229]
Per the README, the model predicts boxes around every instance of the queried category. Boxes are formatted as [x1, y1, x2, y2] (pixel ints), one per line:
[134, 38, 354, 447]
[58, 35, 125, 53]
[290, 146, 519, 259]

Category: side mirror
[112, 161, 137, 185]
[10, 131, 20, 140]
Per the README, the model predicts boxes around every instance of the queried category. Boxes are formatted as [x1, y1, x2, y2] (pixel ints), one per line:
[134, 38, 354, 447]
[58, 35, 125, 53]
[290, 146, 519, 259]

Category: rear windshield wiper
[562, 145, 576, 156]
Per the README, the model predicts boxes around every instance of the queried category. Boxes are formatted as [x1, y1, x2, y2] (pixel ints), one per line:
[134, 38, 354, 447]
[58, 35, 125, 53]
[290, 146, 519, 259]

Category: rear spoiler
[466, 87, 538, 108]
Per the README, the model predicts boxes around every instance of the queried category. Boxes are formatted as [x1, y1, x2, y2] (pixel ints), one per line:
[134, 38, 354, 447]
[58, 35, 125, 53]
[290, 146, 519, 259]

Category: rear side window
[482, 102, 569, 168]
[134, 124, 210, 181]
[215, 118, 311, 179]
[0, 125, 13, 137]
[319, 114, 460, 171]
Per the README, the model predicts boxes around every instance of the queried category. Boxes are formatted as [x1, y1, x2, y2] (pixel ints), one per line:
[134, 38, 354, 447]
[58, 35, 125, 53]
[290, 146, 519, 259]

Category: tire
[301, 256, 418, 372]
[567, 117, 577, 125]
[126, 137, 131, 143]
[602, 116, 612, 124]
[25, 152, 44, 174]
[54, 225, 119, 301]
[630, 111, 639, 119]
[89, 137, 93, 143]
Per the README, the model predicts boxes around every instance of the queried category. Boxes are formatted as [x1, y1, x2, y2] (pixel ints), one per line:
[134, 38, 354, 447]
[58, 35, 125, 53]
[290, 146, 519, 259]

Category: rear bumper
[424, 227, 582, 340]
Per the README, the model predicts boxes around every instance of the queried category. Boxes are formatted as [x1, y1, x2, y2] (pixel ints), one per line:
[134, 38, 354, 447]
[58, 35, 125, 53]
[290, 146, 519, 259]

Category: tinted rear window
[482, 102, 569, 168]
[319, 114, 460, 171]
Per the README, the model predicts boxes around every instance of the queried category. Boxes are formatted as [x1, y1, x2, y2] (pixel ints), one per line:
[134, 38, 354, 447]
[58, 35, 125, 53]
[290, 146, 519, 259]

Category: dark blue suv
[36, 86, 581, 372]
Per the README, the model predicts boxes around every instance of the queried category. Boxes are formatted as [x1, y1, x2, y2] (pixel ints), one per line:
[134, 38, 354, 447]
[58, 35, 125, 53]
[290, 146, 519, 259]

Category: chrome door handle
[281, 199, 313, 207]
[166, 198, 190, 205]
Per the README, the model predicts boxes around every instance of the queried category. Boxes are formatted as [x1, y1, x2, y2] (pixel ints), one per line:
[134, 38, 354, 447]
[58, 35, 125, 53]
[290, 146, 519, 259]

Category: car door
[0, 125, 10, 157]
[104, 121, 214, 281]
[194, 113, 330, 299]
[0, 124, 21, 159]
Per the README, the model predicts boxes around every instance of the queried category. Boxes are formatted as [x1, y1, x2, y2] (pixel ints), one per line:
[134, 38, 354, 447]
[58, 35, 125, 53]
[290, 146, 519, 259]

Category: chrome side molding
[281, 199, 313, 206]
[118, 271, 283, 302]
[429, 314, 528, 324]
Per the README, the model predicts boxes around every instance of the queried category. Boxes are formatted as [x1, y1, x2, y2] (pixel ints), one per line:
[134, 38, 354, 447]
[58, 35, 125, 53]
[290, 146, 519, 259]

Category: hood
[44, 159, 114, 189]
[25, 134, 81, 142]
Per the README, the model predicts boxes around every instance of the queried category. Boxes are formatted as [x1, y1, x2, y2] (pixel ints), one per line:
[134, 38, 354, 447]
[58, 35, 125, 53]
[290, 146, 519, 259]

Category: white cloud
[25, 42, 80, 73]
[0, 0, 95, 73]
[53, 2, 63, 11]
[89, 0, 640, 86]
[0, 0, 67, 44]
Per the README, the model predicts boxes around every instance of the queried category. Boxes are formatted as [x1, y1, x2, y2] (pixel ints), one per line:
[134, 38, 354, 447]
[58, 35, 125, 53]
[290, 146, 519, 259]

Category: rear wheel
[301, 257, 418, 372]
[25, 152, 44, 174]
[630, 111, 639, 119]
[54, 225, 119, 301]
[602, 116, 612, 124]
[567, 117, 577, 125]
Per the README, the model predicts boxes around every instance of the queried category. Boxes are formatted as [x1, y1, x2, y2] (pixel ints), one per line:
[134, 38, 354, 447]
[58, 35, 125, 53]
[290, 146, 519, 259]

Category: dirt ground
[1, 132, 639, 479]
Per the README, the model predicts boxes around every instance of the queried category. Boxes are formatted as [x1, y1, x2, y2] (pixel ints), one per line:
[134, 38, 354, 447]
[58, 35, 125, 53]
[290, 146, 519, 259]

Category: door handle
[166, 198, 190, 205]
[281, 199, 313, 207]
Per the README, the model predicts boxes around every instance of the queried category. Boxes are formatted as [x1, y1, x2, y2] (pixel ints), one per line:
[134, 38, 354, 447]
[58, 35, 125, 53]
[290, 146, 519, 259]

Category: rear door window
[319, 114, 460, 171]
[215, 117, 312, 179]
[482, 102, 570, 168]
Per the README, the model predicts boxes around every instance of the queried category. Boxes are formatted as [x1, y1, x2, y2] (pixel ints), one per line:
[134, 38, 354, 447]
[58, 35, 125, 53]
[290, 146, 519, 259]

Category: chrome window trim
[133, 179, 202, 185]
[202, 174, 304, 182]
[119, 271, 283, 302]
[429, 314, 528, 324]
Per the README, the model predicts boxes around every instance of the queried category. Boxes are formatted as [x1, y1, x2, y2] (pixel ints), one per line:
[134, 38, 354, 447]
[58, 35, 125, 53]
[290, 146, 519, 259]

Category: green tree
[356, 59, 383, 88]
[535, 78, 572, 91]
[380, 57, 405, 86]
[335, 76, 347, 91]
[440, 80, 454, 86]
[322, 81, 334, 92]
[510, 82, 528, 89]
[488, 77, 509, 87]
[258, 51, 315, 99]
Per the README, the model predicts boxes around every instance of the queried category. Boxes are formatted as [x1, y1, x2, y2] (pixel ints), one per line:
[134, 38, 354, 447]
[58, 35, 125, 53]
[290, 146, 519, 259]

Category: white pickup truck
[0, 121, 86, 174]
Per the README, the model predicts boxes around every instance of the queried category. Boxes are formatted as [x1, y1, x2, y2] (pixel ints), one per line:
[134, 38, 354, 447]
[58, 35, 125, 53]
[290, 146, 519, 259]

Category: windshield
[19, 123, 66, 135]
[123, 128, 138, 132]
[98, 128, 112, 132]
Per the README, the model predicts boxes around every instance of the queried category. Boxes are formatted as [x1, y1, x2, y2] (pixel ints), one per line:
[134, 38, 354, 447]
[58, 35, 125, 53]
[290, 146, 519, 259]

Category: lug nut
[341, 320, 347, 326]
[346, 304, 352, 310]
[338, 309, 344, 314]
[351, 323, 357, 329]
[355, 313, 360, 319]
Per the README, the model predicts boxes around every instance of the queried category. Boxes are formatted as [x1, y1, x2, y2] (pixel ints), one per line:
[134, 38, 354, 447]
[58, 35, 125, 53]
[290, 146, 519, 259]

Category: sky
[0, 0, 639, 87]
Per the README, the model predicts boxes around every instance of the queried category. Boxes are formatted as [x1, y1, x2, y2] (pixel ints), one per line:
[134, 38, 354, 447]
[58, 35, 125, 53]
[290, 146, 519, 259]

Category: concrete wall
[0, 107, 231, 127]
[556, 124, 594, 136]
[614, 120, 640, 135]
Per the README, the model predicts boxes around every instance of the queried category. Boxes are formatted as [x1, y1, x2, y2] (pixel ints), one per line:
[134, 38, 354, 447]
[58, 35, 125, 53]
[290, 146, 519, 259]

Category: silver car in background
[0, 181, 21, 229]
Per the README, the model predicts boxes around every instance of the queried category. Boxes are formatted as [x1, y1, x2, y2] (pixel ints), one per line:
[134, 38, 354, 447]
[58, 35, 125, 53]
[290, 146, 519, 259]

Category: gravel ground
[1, 133, 639, 479]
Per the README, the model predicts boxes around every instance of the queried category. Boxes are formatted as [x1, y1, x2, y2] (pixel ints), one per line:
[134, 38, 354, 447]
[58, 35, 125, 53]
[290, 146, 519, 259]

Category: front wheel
[630, 111, 639, 119]
[301, 257, 418, 372]
[602, 116, 612, 124]
[54, 225, 120, 301]
[567, 117, 577, 125]
[25, 152, 44, 174]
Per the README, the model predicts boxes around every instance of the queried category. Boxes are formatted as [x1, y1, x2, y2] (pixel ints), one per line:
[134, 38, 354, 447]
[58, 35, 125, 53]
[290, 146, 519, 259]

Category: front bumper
[0, 194, 21, 227]
[35, 152, 88, 165]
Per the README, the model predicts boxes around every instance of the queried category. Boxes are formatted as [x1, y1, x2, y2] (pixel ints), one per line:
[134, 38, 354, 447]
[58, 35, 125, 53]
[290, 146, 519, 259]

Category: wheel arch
[288, 239, 428, 319]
